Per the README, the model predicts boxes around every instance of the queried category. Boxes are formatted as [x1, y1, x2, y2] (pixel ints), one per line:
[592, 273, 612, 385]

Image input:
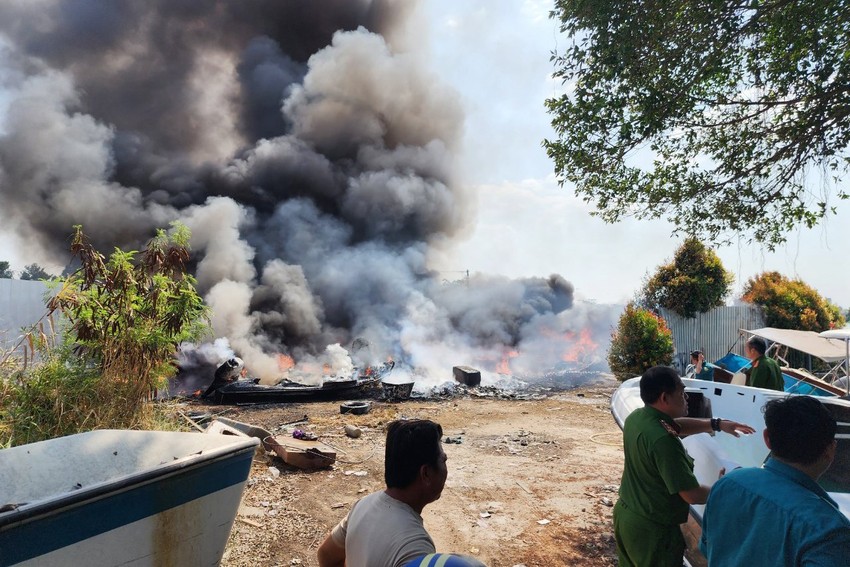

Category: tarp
[744, 327, 849, 363]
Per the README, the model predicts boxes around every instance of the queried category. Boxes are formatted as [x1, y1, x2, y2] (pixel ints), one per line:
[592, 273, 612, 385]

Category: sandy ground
[214, 382, 625, 567]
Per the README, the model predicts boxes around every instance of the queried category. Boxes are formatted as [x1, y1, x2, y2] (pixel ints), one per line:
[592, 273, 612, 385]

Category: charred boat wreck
[204, 360, 395, 404]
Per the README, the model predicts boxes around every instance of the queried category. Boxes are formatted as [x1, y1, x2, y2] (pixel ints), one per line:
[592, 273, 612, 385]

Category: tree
[19, 264, 54, 281]
[641, 238, 733, 318]
[742, 271, 846, 331]
[545, 0, 850, 249]
[608, 303, 674, 381]
[0, 261, 12, 279]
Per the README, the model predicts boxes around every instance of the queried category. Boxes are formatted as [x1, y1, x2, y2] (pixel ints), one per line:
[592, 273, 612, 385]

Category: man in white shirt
[317, 419, 450, 567]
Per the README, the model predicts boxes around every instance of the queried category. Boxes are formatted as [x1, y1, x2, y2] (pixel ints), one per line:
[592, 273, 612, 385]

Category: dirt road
[218, 382, 624, 566]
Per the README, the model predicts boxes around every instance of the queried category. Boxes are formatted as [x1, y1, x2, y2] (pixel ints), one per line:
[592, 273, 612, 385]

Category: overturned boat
[0, 430, 258, 566]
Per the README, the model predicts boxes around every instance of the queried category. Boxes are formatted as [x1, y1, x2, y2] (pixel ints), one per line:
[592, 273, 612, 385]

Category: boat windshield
[744, 328, 850, 382]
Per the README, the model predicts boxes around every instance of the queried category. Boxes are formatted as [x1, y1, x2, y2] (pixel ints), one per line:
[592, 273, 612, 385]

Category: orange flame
[561, 328, 598, 363]
[278, 354, 295, 371]
[497, 349, 519, 375]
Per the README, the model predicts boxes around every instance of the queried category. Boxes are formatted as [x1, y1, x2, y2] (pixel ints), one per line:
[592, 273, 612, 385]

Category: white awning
[743, 327, 849, 363]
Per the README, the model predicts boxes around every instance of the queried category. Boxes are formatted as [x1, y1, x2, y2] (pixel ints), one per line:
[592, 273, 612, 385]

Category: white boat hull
[0, 430, 258, 566]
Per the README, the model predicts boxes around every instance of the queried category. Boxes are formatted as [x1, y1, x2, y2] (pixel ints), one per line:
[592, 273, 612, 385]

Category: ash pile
[414, 364, 615, 401]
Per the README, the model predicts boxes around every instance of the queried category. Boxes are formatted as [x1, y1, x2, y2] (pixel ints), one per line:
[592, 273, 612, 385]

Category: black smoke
[0, 1, 617, 386]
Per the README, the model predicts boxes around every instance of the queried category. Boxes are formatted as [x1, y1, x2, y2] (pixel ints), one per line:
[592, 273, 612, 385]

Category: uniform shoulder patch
[660, 420, 680, 436]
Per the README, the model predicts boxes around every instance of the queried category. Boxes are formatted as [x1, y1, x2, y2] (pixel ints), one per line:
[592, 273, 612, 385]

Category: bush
[608, 304, 674, 381]
[742, 271, 846, 331]
[0, 223, 209, 446]
[641, 238, 733, 318]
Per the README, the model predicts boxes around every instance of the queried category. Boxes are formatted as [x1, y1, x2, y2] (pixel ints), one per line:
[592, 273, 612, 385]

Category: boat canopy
[743, 328, 848, 363]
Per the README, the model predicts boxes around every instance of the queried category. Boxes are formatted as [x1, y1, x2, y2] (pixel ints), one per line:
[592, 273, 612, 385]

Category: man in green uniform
[614, 366, 755, 566]
[744, 336, 784, 391]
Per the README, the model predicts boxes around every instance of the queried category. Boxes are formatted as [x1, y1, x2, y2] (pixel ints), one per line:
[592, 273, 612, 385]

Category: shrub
[0, 223, 209, 445]
[608, 303, 674, 381]
[742, 271, 846, 331]
[641, 238, 733, 318]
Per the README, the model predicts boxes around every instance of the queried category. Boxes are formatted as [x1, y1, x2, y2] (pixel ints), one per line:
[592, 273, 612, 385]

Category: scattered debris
[516, 481, 533, 495]
[444, 436, 463, 444]
[292, 429, 318, 441]
[452, 366, 482, 387]
[340, 400, 372, 415]
[344, 470, 368, 477]
[331, 502, 347, 509]
[268, 467, 280, 478]
[344, 425, 362, 439]
[537, 519, 550, 525]
[237, 517, 263, 528]
[205, 417, 274, 450]
[381, 379, 415, 401]
[266, 437, 337, 470]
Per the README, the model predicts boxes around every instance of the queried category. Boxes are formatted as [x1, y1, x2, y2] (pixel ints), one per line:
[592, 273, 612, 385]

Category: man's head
[745, 337, 767, 361]
[385, 419, 447, 502]
[763, 396, 837, 474]
[690, 350, 702, 363]
[640, 365, 688, 418]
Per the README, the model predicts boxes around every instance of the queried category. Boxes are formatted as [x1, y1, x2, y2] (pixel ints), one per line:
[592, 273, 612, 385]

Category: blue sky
[2, 1, 849, 308]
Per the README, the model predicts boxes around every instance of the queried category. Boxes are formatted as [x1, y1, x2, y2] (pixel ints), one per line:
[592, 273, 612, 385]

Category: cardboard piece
[267, 436, 337, 469]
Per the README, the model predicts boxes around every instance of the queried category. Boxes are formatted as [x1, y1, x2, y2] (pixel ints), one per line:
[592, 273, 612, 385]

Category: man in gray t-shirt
[317, 419, 448, 567]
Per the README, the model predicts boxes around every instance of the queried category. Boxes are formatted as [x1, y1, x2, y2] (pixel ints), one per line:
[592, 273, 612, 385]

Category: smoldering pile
[0, 1, 619, 390]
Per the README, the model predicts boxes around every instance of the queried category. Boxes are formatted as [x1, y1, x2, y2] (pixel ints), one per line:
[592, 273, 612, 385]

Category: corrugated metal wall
[0, 278, 52, 351]
[660, 305, 766, 373]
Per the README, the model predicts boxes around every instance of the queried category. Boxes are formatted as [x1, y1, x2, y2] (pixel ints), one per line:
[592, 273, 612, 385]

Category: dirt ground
[213, 382, 625, 567]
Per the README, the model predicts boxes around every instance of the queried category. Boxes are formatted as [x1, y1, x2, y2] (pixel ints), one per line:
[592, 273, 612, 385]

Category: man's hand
[719, 420, 755, 438]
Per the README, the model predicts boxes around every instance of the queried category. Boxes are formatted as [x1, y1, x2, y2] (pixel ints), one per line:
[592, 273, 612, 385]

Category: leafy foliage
[0, 223, 209, 445]
[19, 263, 55, 281]
[641, 238, 733, 318]
[0, 261, 12, 279]
[608, 303, 674, 381]
[742, 271, 846, 331]
[545, 0, 850, 248]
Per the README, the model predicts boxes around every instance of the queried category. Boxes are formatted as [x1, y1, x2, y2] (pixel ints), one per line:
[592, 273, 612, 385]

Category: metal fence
[0, 278, 52, 351]
[659, 305, 766, 373]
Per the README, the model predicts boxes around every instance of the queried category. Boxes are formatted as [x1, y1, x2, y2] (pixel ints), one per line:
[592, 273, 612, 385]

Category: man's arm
[678, 484, 711, 505]
[317, 533, 346, 567]
[675, 417, 755, 438]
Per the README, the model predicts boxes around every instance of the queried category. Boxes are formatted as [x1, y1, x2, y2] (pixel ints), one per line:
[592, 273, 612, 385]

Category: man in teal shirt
[614, 366, 755, 566]
[700, 396, 850, 565]
[744, 336, 784, 391]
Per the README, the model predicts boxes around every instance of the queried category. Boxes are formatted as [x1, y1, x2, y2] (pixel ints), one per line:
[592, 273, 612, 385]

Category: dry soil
[214, 382, 624, 567]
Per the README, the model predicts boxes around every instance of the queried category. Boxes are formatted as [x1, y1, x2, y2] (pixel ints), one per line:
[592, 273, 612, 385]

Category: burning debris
[202, 358, 245, 398]
[0, 2, 620, 389]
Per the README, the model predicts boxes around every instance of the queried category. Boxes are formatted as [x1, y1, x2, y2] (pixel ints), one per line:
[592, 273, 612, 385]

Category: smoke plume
[0, 1, 618, 388]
